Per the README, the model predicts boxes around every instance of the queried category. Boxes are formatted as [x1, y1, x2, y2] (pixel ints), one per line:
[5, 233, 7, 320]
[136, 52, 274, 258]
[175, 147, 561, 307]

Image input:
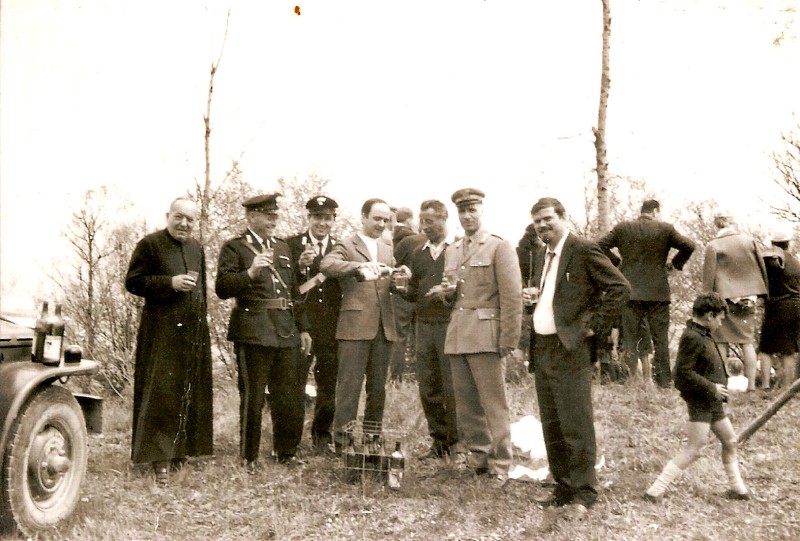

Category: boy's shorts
[686, 400, 726, 423]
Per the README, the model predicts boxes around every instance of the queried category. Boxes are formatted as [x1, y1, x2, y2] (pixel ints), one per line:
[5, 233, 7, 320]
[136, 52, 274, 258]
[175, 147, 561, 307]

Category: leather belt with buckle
[236, 298, 292, 310]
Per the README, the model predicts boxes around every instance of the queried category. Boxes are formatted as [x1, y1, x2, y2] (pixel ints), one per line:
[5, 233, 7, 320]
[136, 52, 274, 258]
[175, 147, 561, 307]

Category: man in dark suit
[528, 197, 629, 511]
[286, 195, 342, 455]
[216, 193, 312, 469]
[388, 207, 423, 381]
[598, 199, 695, 387]
[320, 198, 402, 449]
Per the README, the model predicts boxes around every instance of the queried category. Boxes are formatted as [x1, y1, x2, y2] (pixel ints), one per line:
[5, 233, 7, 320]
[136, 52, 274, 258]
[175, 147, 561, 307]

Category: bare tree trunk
[199, 9, 231, 244]
[738, 378, 800, 444]
[593, 0, 612, 234]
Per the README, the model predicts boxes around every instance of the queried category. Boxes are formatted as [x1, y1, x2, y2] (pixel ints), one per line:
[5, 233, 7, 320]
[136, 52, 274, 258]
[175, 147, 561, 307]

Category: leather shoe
[415, 446, 449, 461]
[276, 455, 305, 467]
[487, 473, 508, 487]
[314, 442, 338, 458]
[643, 492, 661, 503]
[537, 494, 571, 508]
[725, 489, 750, 501]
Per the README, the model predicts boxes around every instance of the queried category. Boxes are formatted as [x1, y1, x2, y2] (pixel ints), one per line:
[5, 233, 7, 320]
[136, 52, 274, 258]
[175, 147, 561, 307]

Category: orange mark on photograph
[294, 5, 301, 16]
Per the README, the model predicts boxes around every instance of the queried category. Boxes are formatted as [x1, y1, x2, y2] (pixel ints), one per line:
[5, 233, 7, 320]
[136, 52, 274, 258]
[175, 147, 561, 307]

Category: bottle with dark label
[32, 301, 49, 362]
[376, 436, 389, 482]
[42, 303, 65, 366]
[344, 435, 361, 483]
[387, 441, 404, 490]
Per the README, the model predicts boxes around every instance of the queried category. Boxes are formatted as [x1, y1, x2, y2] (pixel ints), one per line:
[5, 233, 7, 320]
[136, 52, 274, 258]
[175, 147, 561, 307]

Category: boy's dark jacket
[673, 319, 728, 404]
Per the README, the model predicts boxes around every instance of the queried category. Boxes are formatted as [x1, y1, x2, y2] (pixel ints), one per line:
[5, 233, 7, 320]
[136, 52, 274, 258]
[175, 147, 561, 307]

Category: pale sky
[2, 0, 799, 308]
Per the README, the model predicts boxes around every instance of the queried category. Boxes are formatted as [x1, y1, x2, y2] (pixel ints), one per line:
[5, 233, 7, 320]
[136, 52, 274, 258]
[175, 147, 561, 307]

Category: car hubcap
[28, 426, 71, 501]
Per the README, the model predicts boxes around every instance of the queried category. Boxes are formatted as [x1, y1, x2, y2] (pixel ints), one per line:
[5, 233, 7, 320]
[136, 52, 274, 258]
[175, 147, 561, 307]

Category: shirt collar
[247, 228, 265, 246]
[423, 234, 453, 252]
[308, 232, 330, 246]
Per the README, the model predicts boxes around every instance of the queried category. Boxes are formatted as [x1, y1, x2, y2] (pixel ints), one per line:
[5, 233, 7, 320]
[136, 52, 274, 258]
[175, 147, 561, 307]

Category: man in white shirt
[527, 197, 629, 511]
[320, 198, 402, 449]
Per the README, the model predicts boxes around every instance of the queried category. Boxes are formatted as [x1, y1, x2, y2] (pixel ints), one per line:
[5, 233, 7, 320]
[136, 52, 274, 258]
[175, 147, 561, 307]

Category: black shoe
[643, 492, 661, 503]
[276, 455, 306, 467]
[415, 446, 449, 461]
[314, 441, 338, 458]
[537, 494, 571, 508]
[725, 489, 750, 501]
[487, 473, 509, 487]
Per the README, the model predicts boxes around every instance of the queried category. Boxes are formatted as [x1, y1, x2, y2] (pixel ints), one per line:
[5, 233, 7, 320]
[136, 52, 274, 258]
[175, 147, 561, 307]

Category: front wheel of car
[1, 385, 88, 536]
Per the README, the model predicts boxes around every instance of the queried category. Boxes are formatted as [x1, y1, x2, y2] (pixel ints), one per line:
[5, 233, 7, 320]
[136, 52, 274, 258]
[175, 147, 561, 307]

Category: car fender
[0, 360, 99, 463]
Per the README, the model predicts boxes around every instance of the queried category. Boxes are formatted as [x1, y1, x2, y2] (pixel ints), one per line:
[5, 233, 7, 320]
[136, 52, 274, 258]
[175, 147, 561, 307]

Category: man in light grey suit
[320, 198, 401, 448]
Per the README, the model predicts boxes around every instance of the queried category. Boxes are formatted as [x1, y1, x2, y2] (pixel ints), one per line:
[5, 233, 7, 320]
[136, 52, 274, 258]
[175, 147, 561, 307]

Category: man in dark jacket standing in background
[125, 196, 213, 485]
[216, 193, 312, 469]
[287, 195, 342, 455]
[598, 199, 695, 387]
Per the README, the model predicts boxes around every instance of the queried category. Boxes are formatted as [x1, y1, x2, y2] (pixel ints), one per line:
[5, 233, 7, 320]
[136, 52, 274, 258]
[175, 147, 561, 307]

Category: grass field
[25, 373, 800, 541]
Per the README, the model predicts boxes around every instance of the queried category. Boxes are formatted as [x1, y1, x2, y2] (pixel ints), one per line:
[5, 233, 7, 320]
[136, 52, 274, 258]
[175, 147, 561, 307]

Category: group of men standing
[126, 188, 720, 514]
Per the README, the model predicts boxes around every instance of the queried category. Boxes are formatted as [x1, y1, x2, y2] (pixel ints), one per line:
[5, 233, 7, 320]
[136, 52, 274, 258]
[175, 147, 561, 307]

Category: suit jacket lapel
[352, 236, 371, 262]
[555, 233, 576, 286]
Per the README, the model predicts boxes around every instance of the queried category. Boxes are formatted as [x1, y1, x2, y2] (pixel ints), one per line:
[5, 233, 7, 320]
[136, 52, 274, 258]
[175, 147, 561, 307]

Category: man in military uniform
[216, 193, 312, 469]
[286, 195, 342, 455]
[440, 188, 522, 484]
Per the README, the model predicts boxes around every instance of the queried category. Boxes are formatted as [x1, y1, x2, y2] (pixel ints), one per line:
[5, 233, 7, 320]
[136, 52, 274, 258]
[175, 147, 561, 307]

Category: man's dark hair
[691, 292, 728, 317]
[530, 197, 566, 218]
[419, 199, 448, 219]
[641, 199, 660, 214]
[361, 198, 388, 217]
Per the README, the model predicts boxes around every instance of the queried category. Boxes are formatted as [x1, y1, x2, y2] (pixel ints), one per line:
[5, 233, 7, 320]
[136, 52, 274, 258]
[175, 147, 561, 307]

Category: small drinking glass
[444, 270, 459, 291]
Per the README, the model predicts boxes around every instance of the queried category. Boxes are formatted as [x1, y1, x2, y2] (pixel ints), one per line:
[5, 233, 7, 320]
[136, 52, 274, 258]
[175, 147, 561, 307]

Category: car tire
[1, 385, 88, 536]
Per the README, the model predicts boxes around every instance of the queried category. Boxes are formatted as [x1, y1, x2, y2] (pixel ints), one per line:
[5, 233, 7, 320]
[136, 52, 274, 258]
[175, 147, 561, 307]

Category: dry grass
[18, 374, 800, 541]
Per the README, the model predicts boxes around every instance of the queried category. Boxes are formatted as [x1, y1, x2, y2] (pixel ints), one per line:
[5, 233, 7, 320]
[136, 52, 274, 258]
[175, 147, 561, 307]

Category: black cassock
[125, 229, 213, 464]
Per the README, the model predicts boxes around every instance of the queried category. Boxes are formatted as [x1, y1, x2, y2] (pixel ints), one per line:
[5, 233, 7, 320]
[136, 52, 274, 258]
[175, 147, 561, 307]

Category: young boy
[644, 292, 750, 502]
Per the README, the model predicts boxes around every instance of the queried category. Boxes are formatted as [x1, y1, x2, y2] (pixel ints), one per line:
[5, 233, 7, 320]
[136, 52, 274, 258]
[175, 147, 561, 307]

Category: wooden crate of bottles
[341, 419, 405, 488]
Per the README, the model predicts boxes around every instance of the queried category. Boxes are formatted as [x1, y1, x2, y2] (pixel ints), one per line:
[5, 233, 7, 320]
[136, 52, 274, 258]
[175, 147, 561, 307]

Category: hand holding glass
[522, 286, 539, 306]
[187, 270, 199, 287]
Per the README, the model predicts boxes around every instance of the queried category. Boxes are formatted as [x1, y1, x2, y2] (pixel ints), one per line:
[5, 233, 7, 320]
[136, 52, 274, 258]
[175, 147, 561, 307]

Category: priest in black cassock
[125, 196, 213, 485]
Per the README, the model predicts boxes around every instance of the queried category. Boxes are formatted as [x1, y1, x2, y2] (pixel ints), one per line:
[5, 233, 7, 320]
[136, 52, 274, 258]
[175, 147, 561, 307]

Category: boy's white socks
[724, 461, 748, 494]
[646, 460, 683, 497]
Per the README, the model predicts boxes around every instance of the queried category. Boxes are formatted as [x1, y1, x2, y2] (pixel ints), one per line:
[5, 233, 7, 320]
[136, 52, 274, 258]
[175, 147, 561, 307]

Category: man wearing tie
[320, 198, 401, 449]
[527, 197, 629, 511]
[216, 193, 312, 469]
[442, 188, 522, 484]
[287, 195, 342, 455]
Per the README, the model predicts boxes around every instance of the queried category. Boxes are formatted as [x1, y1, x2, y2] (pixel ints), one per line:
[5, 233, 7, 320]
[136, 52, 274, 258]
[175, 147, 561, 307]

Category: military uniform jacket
[215, 231, 308, 348]
[319, 234, 398, 342]
[286, 232, 342, 344]
[443, 230, 522, 354]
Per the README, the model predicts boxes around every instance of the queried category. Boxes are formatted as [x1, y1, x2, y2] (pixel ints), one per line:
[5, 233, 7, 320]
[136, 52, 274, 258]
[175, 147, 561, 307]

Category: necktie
[539, 251, 556, 291]
[318, 242, 324, 256]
